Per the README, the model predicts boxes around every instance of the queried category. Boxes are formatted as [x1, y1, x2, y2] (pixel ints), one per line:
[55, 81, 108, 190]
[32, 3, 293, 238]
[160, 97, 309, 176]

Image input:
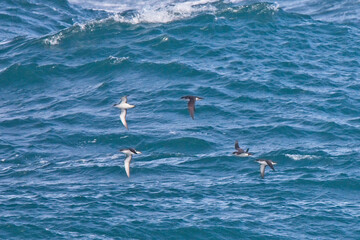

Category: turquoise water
[1, 0, 360, 239]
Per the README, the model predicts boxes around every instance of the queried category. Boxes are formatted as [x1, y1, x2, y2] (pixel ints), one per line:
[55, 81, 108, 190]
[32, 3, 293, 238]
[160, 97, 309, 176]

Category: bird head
[120, 148, 142, 155]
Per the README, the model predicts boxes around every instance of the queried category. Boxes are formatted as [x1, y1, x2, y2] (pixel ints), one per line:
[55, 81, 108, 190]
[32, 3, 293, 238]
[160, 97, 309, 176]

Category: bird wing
[260, 164, 266, 178]
[120, 109, 128, 130]
[188, 99, 195, 120]
[234, 141, 245, 153]
[266, 160, 275, 171]
[235, 141, 240, 150]
[124, 154, 132, 178]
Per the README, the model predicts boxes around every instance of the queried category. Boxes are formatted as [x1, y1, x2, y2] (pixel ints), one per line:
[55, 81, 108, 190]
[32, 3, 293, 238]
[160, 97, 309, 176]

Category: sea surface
[1, 0, 360, 239]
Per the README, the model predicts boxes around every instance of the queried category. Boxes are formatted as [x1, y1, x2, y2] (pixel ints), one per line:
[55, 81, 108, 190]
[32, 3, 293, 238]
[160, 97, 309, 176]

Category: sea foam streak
[285, 154, 319, 161]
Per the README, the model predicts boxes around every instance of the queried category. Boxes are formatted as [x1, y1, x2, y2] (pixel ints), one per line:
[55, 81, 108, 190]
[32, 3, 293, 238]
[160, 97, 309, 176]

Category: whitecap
[285, 154, 319, 161]
[70, 0, 218, 24]
[108, 56, 129, 64]
[40, 160, 48, 164]
[44, 32, 63, 45]
[269, 2, 280, 12]
[74, 22, 87, 31]
[224, 1, 280, 14]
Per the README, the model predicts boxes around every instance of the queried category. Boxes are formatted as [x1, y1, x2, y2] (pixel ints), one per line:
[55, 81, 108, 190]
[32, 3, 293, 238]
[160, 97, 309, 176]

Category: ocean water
[1, 0, 360, 239]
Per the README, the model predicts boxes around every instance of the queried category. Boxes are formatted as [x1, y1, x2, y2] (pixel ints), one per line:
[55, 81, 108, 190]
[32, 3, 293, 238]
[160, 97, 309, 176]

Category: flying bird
[181, 96, 203, 119]
[113, 96, 135, 130]
[256, 159, 277, 179]
[233, 140, 252, 157]
[120, 148, 142, 178]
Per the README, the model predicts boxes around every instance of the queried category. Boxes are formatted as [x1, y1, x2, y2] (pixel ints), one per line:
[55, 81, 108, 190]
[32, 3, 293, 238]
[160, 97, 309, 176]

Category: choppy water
[1, 0, 360, 239]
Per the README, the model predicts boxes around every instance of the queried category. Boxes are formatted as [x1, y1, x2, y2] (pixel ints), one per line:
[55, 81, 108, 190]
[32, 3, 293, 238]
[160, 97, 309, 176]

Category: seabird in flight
[181, 95, 203, 119]
[233, 140, 253, 157]
[113, 96, 135, 130]
[256, 159, 277, 179]
[120, 148, 142, 178]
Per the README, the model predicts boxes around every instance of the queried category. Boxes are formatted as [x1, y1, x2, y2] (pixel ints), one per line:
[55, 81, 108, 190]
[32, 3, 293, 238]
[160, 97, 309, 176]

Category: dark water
[1, 0, 360, 239]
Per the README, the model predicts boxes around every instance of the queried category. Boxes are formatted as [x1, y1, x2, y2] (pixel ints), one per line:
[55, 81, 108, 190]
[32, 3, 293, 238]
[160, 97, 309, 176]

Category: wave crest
[70, 0, 218, 24]
[44, 32, 64, 45]
[112, 0, 217, 24]
[285, 154, 319, 161]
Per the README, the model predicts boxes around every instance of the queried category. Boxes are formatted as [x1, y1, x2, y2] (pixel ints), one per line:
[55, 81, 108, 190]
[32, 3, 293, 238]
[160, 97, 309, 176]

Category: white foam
[108, 56, 129, 64]
[68, 0, 130, 13]
[285, 154, 319, 161]
[69, 0, 218, 24]
[225, 1, 279, 13]
[272, 2, 280, 11]
[44, 32, 63, 45]
[74, 22, 87, 31]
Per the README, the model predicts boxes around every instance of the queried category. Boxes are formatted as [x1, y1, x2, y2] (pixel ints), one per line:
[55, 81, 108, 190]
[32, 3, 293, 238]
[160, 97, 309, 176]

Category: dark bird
[181, 96, 203, 119]
[233, 140, 253, 157]
[119, 148, 142, 178]
[256, 159, 277, 179]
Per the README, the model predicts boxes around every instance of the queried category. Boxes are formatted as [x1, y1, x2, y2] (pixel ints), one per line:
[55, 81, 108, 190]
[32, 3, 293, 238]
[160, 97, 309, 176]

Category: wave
[0, 0, 78, 41]
[44, 33, 64, 46]
[67, 0, 360, 26]
[69, 0, 218, 23]
[279, 0, 360, 24]
[66, 0, 281, 25]
[5, 1, 283, 52]
[66, 0, 360, 26]
[285, 154, 319, 161]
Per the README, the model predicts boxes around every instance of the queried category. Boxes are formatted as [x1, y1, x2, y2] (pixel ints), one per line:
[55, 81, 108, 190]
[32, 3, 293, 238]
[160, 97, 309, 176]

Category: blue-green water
[1, 0, 360, 239]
